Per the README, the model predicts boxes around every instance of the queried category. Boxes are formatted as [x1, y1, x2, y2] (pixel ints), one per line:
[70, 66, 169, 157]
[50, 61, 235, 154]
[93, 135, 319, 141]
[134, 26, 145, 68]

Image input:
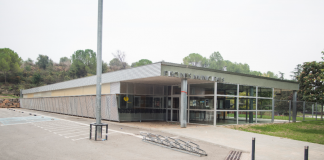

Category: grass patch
[227, 113, 317, 121]
[229, 121, 324, 144]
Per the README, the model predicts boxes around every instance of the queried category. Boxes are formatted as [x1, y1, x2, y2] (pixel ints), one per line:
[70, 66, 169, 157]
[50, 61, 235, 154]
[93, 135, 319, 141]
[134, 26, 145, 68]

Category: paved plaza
[0, 108, 236, 160]
[2, 108, 323, 160]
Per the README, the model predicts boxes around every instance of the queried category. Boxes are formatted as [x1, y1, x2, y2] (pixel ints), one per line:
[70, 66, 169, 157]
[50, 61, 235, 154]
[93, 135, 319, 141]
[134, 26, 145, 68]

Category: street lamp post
[95, 0, 103, 139]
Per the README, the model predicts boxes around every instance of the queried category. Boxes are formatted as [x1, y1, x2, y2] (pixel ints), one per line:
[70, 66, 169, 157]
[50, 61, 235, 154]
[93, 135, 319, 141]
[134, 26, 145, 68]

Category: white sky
[1, 0, 323, 79]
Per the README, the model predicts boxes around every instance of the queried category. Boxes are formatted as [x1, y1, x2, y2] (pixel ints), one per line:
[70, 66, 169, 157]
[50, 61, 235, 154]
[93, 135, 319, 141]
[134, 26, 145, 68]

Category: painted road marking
[0, 116, 57, 125]
[7, 109, 143, 140]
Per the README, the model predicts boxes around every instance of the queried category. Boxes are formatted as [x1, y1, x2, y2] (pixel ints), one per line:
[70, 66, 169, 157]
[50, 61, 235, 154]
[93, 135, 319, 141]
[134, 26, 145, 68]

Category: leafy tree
[0, 48, 22, 84]
[102, 61, 108, 73]
[60, 57, 71, 64]
[0, 58, 10, 83]
[265, 71, 278, 79]
[36, 55, 51, 69]
[209, 51, 224, 70]
[71, 49, 97, 76]
[250, 70, 263, 76]
[183, 53, 204, 66]
[298, 61, 324, 103]
[70, 60, 87, 78]
[131, 59, 152, 67]
[32, 72, 42, 85]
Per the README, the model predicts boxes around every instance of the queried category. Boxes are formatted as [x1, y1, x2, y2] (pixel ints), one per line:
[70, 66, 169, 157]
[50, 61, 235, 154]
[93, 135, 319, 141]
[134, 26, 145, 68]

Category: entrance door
[172, 97, 180, 121]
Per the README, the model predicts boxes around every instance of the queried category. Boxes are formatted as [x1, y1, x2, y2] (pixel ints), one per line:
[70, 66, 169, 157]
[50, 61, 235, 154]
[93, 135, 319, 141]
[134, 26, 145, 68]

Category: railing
[274, 100, 323, 122]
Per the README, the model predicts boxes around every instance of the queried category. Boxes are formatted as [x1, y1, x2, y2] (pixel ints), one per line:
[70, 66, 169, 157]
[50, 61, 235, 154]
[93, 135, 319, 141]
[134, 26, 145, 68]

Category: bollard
[304, 146, 309, 160]
[252, 137, 255, 160]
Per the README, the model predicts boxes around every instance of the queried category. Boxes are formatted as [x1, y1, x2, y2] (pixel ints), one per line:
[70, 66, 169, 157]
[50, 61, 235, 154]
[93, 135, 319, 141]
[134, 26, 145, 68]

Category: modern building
[20, 62, 299, 126]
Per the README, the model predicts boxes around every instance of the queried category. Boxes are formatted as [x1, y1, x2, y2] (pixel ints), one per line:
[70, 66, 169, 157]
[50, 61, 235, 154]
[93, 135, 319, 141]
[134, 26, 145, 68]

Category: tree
[183, 53, 204, 66]
[297, 61, 324, 103]
[0, 58, 10, 83]
[112, 50, 128, 69]
[71, 49, 97, 76]
[70, 60, 87, 78]
[32, 72, 42, 85]
[36, 55, 51, 69]
[102, 61, 108, 73]
[131, 59, 152, 67]
[0, 48, 22, 83]
[109, 58, 124, 72]
[278, 72, 285, 80]
[209, 51, 224, 70]
[290, 64, 302, 81]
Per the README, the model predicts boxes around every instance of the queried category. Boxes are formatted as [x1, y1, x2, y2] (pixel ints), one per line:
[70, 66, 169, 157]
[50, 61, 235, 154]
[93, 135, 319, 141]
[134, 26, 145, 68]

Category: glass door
[172, 97, 180, 121]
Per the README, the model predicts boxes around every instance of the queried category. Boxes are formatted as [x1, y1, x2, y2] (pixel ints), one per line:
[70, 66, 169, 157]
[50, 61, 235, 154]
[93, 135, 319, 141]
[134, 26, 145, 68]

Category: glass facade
[189, 96, 214, 110]
[118, 82, 275, 125]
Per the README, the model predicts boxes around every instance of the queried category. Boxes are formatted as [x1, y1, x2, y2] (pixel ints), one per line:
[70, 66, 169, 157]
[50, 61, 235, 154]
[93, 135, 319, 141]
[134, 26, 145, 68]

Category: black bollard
[304, 146, 309, 160]
[252, 137, 255, 160]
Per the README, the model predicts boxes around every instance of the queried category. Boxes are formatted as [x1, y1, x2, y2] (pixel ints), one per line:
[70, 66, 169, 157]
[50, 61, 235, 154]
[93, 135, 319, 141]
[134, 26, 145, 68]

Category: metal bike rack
[140, 132, 207, 157]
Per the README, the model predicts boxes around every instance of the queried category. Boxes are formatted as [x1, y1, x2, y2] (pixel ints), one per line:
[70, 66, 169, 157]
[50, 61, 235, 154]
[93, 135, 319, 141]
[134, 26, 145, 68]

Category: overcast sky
[1, 0, 323, 79]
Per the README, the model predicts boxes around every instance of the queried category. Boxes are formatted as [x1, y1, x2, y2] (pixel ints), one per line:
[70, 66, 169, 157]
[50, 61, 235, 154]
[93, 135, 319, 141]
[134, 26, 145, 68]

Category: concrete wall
[23, 83, 111, 98]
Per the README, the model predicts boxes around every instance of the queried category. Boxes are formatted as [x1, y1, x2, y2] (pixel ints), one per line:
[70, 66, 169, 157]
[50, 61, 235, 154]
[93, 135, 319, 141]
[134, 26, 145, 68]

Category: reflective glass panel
[216, 111, 237, 125]
[172, 110, 179, 121]
[217, 96, 237, 110]
[154, 85, 164, 95]
[239, 85, 256, 97]
[258, 99, 272, 110]
[173, 97, 179, 108]
[258, 87, 272, 98]
[189, 111, 214, 125]
[173, 86, 181, 95]
[238, 111, 256, 124]
[167, 97, 171, 108]
[239, 98, 256, 110]
[257, 111, 272, 123]
[217, 83, 237, 95]
[189, 96, 214, 110]
[136, 84, 153, 95]
[190, 83, 214, 95]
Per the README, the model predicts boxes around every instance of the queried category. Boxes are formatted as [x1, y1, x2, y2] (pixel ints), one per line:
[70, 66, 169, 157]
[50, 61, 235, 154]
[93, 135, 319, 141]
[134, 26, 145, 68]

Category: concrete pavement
[0, 108, 233, 160]
[119, 122, 324, 160]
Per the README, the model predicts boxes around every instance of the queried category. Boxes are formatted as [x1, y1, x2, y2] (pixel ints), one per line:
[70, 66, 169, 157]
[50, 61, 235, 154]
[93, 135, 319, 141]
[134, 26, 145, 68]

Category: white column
[180, 79, 188, 128]
[214, 82, 217, 126]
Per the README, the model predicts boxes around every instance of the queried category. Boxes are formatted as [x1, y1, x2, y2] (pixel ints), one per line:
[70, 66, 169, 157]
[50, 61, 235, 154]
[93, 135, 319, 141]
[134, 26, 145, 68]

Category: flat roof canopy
[22, 62, 299, 94]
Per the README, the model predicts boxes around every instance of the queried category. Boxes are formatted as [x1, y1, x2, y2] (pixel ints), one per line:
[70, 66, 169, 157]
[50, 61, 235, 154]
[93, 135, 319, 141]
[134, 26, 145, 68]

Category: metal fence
[274, 100, 323, 122]
[20, 95, 119, 121]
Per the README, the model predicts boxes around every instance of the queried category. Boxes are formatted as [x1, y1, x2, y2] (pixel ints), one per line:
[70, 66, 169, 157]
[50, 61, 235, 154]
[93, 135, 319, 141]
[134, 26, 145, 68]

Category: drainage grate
[225, 150, 242, 160]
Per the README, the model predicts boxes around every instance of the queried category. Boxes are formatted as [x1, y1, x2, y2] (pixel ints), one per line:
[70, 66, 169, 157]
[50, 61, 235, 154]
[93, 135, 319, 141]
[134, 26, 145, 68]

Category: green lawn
[227, 113, 319, 121]
[229, 121, 324, 144]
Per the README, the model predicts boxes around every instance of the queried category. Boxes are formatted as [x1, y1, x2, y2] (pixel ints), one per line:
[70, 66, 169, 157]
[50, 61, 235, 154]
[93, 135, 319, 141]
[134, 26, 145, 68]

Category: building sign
[164, 71, 225, 82]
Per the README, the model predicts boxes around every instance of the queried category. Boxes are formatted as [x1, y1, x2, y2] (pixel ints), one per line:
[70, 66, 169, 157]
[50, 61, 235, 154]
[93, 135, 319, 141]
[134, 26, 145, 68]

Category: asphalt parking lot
[0, 108, 235, 160]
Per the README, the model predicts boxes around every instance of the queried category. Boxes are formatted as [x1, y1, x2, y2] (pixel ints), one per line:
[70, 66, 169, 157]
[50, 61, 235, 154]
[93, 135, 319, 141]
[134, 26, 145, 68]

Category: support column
[180, 79, 188, 128]
[214, 82, 217, 126]
[272, 88, 274, 123]
[292, 90, 297, 122]
[249, 87, 254, 123]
